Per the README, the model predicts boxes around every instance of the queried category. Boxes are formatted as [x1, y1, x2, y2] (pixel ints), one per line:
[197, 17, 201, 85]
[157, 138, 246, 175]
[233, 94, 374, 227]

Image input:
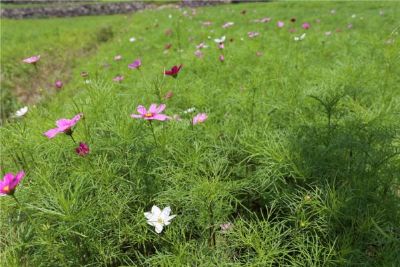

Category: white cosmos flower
[129, 37, 136, 42]
[144, 205, 176, 233]
[15, 106, 28, 117]
[214, 36, 226, 43]
[183, 107, 196, 114]
[294, 33, 306, 41]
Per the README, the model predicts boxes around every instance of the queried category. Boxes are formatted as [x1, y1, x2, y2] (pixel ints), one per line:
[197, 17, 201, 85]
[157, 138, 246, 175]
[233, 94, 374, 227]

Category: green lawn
[1, 2, 399, 266]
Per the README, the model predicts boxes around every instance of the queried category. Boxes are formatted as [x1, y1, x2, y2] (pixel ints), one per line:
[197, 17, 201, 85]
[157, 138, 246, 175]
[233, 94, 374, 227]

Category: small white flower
[144, 205, 176, 233]
[294, 33, 306, 41]
[15, 106, 28, 117]
[183, 107, 196, 114]
[129, 37, 136, 42]
[85, 80, 91, 84]
[168, 14, 172, 19]
[351, 14, 356, 18]
[214, 36, 226, 43]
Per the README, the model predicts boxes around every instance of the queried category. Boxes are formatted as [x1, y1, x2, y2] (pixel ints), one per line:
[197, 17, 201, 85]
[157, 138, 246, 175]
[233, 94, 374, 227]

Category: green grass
[1, 2, 400, 266]
[0, 14, 128, 122]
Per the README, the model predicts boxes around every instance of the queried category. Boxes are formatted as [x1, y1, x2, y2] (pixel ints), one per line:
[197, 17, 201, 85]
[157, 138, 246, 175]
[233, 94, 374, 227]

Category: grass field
[1, 2, 400, 266]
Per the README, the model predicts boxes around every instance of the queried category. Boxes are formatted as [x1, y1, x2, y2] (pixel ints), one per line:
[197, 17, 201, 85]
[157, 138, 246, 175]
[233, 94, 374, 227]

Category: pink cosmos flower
[23, 55, 40, 64]
[302, 22, 311, 29]
[219, 55, 225, 62]
[75, 142, 90, 156]
[277, 21, 284, 28]
[55, 80, 63, 89]
[114, 55, 122, 61]
[44, 113, 83, 139]
[131, 104, 169, 121]
[113, 75, 124, 82]
[222, 22, 234, 28]
[128, 59, 142, 69]
[196, 42, 208, 49]
[164, 65, 182, 78]
[193, 113, 208, 125]
[0, 171, 25, 196]
[194, 50, 203, 58]
[248, 32, 259, 38]
[218, 43, 225, 49]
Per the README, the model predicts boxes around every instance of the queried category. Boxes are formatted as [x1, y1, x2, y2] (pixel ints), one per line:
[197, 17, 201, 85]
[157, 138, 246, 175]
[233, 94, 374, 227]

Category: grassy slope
[0, 15, 127, 122]
[1, 2, 400, 266]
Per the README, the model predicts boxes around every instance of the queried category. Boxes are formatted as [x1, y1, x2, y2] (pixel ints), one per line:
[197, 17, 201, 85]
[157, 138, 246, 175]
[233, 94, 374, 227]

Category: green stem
[250, 86, 257, 125]
[12, 194, 21, 206]
[148, 121, 158, 147]
[69, 134, 77, 144]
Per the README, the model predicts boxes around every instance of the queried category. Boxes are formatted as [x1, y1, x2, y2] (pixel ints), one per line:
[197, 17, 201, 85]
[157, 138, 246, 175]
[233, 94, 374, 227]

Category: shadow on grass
[286, 89, 400, 265]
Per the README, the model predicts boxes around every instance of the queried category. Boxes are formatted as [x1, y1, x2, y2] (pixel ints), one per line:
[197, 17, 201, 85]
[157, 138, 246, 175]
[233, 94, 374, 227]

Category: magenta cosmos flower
[113, 75, 124, 82]
[193, 113, 208, 125]
[23, 55, 40, 64]
[44, 113, 83, 138]
[55, 80, 63, 89]
[76, 142, 90, 156]
[0, 171, 25, 196]
[302, 22, 311, 29]
[128, 59, 142, 69]
[164, 65, 182, 78]
[131, 104, 169, 121]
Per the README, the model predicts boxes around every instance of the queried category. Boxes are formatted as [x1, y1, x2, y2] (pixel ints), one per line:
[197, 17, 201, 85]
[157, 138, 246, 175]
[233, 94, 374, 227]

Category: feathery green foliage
[1, 2, 399, 266]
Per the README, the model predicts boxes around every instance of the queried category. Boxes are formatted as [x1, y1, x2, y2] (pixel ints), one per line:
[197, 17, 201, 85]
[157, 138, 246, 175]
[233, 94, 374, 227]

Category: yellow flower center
[157, 217, 164, 224]
[144, 113, 153, 118]
[3, 185, 10, 193]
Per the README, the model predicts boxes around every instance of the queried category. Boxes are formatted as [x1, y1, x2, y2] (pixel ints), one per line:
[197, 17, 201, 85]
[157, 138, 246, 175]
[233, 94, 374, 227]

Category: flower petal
[155, 104, 166, 113]
[137, 105, 147, 115]
[161, 206, 171, 217]
[148, 104, 158, 113]
[151, 205, 161, 217]
[152, 114, 169, 121]
[2, 173, 14, 183]
[155, 223, 164, 233]
[44, 128, 61, 138]
[56, 119, 70, 128]
[144, 212, 153, 220]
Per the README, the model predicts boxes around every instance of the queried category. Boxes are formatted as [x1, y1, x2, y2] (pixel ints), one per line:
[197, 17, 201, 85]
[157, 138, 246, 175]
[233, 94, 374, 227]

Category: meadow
[1, 1, 399, 266]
